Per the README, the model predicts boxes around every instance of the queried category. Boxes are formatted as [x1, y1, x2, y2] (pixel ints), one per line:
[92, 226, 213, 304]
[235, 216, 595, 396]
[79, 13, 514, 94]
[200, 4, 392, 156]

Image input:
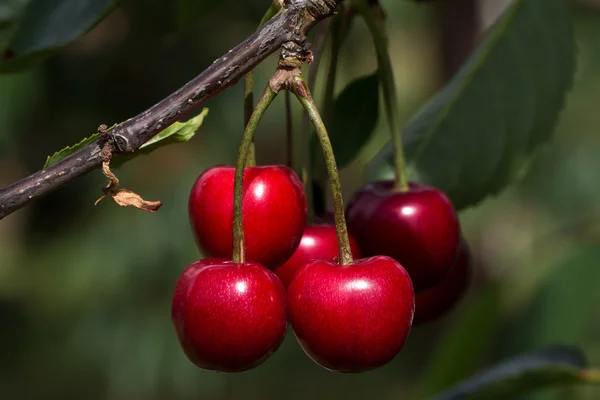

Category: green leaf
[368, 0, 576, 210]
[0, 0, 118, 73]
[315, 73, 380, 169]
[44, 132, 102, 168]
[44, 108, 208, 168]
[430, 346, 599, 400]
[137, 108, 209, 154]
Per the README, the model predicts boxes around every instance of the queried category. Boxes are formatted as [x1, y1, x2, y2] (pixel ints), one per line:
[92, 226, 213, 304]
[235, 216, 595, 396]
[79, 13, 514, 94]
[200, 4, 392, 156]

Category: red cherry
[287, 256, 415, 372]
[171, 259, 287, 372]
[189, 165, 307, 268]
[274, 224, 362, 289]
[413, 239, 472, 325]
[346, 181, 460, 291]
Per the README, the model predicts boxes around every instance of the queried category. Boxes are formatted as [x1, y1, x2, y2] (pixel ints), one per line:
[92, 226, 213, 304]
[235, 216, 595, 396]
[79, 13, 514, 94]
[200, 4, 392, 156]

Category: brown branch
[0, 0, 341, 220]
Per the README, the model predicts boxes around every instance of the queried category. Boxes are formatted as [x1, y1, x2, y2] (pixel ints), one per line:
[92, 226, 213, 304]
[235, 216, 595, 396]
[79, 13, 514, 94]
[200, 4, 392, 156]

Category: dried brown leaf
[93, 144, 162, 213]
[98, 189, 163, 212]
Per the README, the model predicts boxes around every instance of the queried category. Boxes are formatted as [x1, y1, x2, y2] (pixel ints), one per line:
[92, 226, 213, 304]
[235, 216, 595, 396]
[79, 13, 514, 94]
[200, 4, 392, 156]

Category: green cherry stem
[243, 72, 257, 167]
[232, 85, 278, 264]
[285, 90, 294, 169]
[301, 21, 329, 222]
[243, 0, 282, 167]
[314, 11, 353, 215]
[293, 77, 353, 266]
[353, 0, 409, 191]
[310, 13, 346, 219]
[323, 10, 352, 124]
[322, 20, 341, 125]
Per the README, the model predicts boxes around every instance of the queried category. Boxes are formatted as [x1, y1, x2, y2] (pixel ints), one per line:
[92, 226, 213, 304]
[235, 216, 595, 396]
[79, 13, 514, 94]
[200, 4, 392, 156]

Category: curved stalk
[353, 0, 409, 191]
[232, 86, 278, 264]
[285, 90, 294, 169]
[244, 0, 282, 167]
[301, 20, 330, 222]
[292, 77, 353, 266]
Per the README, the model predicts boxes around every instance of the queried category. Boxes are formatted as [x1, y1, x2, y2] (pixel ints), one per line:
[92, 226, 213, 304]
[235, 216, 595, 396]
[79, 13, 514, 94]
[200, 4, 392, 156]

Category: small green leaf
[44, 132, 102, 168]
[315, 73, 380, 169]
[368, 0, 576, 210]
[0, 0, 118, 73]
[137, 108, 209, 154]
[430, 346, 597, 400]
[44, 108, 208, 168]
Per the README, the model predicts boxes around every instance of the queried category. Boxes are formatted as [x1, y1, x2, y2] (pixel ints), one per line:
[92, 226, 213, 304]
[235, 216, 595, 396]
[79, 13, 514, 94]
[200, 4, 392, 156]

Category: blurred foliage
[432, 346, 592, 400]
[1, 0, 600, 399]
[419, 283, 504, 397]
[0, 0, 118, 72]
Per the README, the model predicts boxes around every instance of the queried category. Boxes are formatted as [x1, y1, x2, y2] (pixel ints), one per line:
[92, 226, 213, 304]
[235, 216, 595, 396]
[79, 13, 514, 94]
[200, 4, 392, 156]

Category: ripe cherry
[287, 256, 415, 372]
[171, 259, 287, 372]
[274, 224, 362, 289]
[189, 165, 307, 268]
[346, 181, 460, 291]
[413, 239, 472, 325]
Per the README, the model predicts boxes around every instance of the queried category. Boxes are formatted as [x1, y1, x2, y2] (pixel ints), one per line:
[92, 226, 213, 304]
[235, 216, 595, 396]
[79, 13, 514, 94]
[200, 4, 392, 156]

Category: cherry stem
[322, 18, 341, 126]
[315, 14, 344, 192]
[354, 0, 409, 191]
[232, 85, 278, 264]
[314, 11, 352, 214]
[243, 0, 282, 167]
[243, 73, 257, 167]
[285, 90, 294, 169]
[301, 20, 329, 222]
[292, 77, 353, 266]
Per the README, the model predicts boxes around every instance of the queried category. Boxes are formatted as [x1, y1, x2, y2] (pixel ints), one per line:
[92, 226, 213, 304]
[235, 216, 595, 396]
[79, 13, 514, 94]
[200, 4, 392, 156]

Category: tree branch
[0, 0, 341, 220]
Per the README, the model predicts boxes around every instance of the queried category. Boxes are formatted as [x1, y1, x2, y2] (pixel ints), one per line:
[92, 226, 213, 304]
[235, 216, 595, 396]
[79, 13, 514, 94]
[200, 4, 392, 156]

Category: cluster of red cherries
[171, 165, 472, 373]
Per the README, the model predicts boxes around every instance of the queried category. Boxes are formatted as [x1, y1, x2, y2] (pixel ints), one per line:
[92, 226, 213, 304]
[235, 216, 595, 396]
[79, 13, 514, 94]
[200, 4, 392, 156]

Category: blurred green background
[1, 0, 600, 398]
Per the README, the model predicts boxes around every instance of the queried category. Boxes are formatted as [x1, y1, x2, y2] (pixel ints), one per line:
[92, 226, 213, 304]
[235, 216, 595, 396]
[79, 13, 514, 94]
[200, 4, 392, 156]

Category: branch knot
[280, 41, 313, 65]
[306, 0, 339, 19]
[283, 0, 340, 20]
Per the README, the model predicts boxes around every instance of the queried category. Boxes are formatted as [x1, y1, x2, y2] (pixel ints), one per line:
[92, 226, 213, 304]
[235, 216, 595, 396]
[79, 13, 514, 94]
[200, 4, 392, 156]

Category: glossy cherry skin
[346, 181, 460, 291]
[171, 259, 287, 372]
[413, 239, 472, 325]
[189, 165, 307, 268]
[287, 256, 415, 372]
[274, 224, 362, 289]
